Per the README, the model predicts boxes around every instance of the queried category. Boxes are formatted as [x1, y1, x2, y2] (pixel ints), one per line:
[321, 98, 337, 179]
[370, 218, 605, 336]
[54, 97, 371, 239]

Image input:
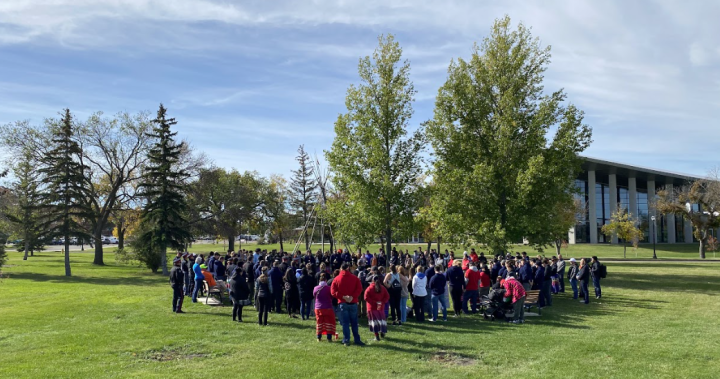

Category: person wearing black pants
[576, 258, 590, 304]
[590, 256, 602, 299]
[268, 262, 284, 313]
[445, 260, 464, 317]
[169, 258, 185, 313]
[256, 267, 272, 325]
[383, 266, 403, 325]
[229, 267, 250, 322]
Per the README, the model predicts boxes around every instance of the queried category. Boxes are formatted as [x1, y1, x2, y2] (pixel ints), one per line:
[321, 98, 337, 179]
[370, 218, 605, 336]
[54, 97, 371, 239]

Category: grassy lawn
[1, 251, 719, 378]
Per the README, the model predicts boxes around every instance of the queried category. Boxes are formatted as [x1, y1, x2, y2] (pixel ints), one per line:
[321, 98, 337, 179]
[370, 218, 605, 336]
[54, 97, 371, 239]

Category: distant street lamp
[651, 215, 657, 259]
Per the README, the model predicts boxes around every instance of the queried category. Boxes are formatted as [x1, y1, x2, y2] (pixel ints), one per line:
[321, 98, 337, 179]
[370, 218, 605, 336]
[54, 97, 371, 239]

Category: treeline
[0, 17, 597, 275]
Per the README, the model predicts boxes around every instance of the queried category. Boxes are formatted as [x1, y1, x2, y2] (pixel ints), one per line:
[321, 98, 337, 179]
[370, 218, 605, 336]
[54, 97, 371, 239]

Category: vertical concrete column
[684, 216, 694, 243]
[647, 179, 656, 242]
[666, 183, 676, 243]
[629, 177, 638, 221]
[609, 174, 618, 244]
[588, 170, 598, 244]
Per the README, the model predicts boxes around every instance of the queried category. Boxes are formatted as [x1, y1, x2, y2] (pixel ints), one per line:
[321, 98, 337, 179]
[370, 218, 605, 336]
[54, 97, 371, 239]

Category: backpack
[391, 276, 402, 291]
[599, 264, 607, 279]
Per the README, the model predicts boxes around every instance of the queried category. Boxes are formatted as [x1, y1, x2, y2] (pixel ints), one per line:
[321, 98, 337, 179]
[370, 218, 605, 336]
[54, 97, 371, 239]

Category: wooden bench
[524, 290, 541, 315]
[203, 281, 225, 306]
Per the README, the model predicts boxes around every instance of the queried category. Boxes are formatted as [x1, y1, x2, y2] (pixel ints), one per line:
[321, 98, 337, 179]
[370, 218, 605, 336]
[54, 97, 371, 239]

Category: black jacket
[229, 273, 250, 301]
[256, 279, 271, 298]
[577, 266, 590, 281]
[297, 274, 317, 301]
[567, 265, 578, 280]
[591, 261, 601, 278]
[170, 266, 184, 288]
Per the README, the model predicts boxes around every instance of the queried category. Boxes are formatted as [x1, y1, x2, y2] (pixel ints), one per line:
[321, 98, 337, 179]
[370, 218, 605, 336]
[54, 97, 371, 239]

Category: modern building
[569, 157, 702, 245]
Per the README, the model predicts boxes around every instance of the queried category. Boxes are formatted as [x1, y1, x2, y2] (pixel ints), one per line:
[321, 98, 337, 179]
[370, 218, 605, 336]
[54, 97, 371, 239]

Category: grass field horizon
[1, 249, 719, 378]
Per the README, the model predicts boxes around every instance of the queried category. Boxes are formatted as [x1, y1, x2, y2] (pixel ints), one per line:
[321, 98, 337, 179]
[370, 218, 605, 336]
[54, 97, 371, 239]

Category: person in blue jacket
[519, 259, 534, 291]
[498, 262, 508, 281]
[268, 262, 284, 313]
[490, 260, 501, 283]
[192, 257, 204, 303]
[428, 266, 448, 322]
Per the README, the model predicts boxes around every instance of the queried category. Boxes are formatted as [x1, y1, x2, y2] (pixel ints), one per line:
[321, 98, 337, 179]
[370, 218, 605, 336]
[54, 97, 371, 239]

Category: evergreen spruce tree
[38, 109, 93, 277]
[137, 104, 190, 275]
[290, 145, 316, 251]
[7, 149, 48, 259]
[0, 168, 7, 272]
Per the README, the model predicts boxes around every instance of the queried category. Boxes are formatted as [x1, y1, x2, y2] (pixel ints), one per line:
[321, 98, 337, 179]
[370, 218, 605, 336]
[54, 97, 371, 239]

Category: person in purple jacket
[313, 272, 336, 342]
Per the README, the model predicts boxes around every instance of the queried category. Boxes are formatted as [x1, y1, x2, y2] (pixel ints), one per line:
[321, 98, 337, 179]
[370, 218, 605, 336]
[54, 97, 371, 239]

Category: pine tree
[0, 168, 8, 272]
[6, 149, 48, 259]
[137, 104, 190, 275]
[38, 109, 94, 277]
[290, 145, 316, 251]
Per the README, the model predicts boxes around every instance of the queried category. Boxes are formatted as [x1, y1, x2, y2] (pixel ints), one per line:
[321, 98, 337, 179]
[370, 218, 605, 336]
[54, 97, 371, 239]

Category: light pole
[651, 215, 657, 259]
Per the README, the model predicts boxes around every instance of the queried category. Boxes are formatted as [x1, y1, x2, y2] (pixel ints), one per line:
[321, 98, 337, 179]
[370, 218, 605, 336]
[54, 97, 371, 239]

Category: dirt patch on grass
[136, 346, 208, 362]
[430, 350, 477, 366]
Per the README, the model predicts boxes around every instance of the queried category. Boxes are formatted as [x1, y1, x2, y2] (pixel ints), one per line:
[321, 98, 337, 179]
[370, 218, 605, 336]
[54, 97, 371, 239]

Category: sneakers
[355, 341, 366, 347]
[374, 336, 381, 341]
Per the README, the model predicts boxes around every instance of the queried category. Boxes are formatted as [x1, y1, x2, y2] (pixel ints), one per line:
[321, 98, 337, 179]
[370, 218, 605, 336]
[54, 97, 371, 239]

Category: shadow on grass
[4, 272, 162, 286]
[605, 272, 719, 295]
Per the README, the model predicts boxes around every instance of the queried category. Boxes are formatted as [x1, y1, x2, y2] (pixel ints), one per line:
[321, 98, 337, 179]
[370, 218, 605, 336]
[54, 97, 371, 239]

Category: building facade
[570, 157, 701, 244]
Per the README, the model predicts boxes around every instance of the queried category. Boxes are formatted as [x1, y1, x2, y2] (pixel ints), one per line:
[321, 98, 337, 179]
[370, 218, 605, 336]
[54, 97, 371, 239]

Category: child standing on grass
[364, 275, 390, 341]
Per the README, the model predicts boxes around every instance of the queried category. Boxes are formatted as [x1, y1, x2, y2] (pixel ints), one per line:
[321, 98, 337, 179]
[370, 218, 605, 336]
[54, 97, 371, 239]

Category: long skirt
[367, 309, 388, 334]
[315, 308, 336, 336]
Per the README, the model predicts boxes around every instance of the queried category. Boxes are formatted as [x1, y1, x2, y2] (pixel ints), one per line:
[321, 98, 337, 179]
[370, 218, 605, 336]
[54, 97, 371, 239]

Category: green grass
[1, 251, 719, 378]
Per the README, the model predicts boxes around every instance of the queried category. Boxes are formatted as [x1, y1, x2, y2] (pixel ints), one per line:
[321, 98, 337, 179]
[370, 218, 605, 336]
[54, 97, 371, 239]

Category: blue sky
[1, 0, 718, 178]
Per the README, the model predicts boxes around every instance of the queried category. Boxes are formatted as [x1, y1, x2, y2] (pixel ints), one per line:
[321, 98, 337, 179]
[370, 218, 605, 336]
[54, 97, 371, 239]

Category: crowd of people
[169, 246, 605, 346]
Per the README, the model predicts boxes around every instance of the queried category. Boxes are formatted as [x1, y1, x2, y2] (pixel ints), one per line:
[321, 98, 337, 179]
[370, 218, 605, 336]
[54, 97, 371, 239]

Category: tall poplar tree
[38, 109, 93, 277]
[137, 104, 191, 275]
[427, 17, 592, 253]
[326, 34, 424, 254]
[7, 149, 48, 259]
[290, 145, 316, 250]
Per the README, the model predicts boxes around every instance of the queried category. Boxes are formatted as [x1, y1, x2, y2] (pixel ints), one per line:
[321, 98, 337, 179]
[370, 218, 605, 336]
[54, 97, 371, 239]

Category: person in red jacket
[364, 275, 390, 341]
[470, 249, 479, 264]
[330, 263, 365, 346]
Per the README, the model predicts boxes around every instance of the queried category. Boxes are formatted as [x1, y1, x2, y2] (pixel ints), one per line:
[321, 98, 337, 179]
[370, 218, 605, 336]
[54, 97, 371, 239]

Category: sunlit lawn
[1, 250, 719, 378]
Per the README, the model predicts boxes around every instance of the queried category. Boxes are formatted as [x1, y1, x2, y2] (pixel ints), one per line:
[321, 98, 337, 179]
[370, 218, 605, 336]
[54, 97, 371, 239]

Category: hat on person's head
[569, 258, 576, 262]
[200, 264, 208, 269]
[173, 257, 181, 263]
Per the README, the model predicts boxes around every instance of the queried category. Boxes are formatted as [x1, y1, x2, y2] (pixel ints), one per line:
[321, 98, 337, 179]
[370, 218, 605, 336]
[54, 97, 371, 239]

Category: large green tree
[261, 175, 294, 253]
[290, 145, 316, 251]
[427, 17, 592, 253]
[38, 109, 94, 277]
[326, 34, 425, 254]
[137, 105, 191, 275]
[187, 168, 264, 252]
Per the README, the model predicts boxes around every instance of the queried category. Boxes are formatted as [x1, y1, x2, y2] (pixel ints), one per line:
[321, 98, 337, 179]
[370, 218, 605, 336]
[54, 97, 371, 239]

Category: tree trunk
[699, 238, 706, 259]
[437, 237, 441, 254]
[64, 234, 72, 277]
[427, 241, 431, 254]
[623, 242, 627, 259]
[555, 240, 561, 256]
[93, 229, 104, 265]
[23, 238, 29, 260]
[161, 244, 169, 276]
[385, 227, 392, 269]
[279, 230, 284, 253]
[228, 235, 235, 252]
[118, 229, 125, 250]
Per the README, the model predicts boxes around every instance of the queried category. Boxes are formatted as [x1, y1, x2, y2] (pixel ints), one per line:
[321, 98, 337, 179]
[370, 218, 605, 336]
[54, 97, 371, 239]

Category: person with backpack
[567, 258, 579, 299]
[383, 265, 404, 325]
[590, 256, 603, 299]
[576, 258, 590, 304]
